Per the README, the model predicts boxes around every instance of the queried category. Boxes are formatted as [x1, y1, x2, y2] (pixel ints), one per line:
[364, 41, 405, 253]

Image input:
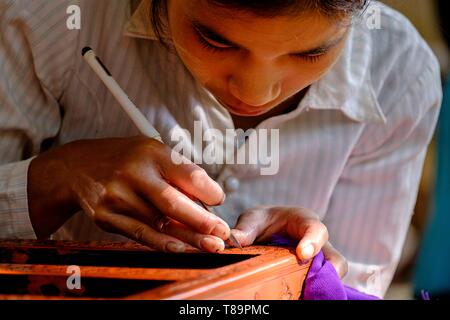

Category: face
[167, 0, 350, 117]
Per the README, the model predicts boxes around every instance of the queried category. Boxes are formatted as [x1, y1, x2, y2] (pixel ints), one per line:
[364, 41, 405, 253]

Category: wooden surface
[0, 240, 311, 300]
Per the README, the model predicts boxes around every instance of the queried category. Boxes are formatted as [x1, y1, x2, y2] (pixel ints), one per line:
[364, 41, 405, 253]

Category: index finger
[133, 174, 230, 240]
[160, 151, 225, 206]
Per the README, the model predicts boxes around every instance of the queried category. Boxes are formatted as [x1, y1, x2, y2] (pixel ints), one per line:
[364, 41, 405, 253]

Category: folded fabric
[266, 234, 380, 300]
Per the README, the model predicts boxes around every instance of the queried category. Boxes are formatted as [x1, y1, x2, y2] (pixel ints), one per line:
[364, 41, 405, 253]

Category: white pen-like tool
[81, 47, 242, 250]
[82, 47, 162, 142]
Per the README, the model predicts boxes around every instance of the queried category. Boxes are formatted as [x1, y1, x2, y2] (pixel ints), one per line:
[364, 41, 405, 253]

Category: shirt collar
[124, 0, 159, 40]
[123, 0, 387, 124]
[300, 24, 387, 124]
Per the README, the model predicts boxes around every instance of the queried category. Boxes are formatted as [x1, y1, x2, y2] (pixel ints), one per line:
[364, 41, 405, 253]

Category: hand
[231, 206, 348, 278]
[28, 136, 230, 253]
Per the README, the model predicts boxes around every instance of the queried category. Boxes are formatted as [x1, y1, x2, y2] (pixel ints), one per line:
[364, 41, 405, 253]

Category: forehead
[176, 0, 349, 50]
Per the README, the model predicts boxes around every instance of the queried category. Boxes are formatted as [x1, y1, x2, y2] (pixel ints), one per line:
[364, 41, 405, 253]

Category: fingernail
[166, 242, 185, 253]
[201, 237, 224, 252]
[300, 243, 314, 260]
[211, 223, 229, 239]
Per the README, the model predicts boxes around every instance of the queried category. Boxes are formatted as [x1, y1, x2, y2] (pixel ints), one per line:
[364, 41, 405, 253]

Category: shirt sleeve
[0, 0, 79, 239]
[323, 61, 442, 298]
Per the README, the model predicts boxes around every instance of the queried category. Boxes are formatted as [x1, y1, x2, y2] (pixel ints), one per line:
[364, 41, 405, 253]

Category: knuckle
[104, 180, 122, 198]
[190, 167, 208, 181]
[197, 214, 216, 234]
[324, 229, 330, 242]
[186, 166, 212, 188]
[120, 158, 158, 180]
[336, 256, 348, 277]
[140, 138, 167, 158]
[134, 136, 157, 148]
[243, 207, 268, 218]
[296, 206, 320, 219]
[341, 259, 349, 276]
[154, 215, 171, 233]
[116, 163, 136, 179]
[238, 210, 253, 219]
[111, 162, 130, 178]
[151, 215, 162, 230]
[103, 190, 121, 205]
[102, 181, 130, 209]
[170, 150, 191, 166]
[304, 216, 327, 230]
[92, 210, 112, 231]
[163, 197, 180, 216]
[126, 140, 163, 167]
[306, 219, 329, 243]
[133, 224, 148, 243]
[318, 222, 329, 237]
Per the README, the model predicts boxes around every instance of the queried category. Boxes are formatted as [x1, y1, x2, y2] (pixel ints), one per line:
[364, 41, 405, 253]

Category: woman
[0, 0, 442, 297]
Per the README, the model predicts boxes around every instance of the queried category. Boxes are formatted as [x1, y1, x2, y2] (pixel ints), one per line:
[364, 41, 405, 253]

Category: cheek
[171, 29, 225, 86]
[281, 64, 327, 95]
[176, 47, 227, 89]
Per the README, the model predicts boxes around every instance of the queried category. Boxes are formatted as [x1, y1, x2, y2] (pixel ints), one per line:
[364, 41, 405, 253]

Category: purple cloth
[267, 234, 380, 300]
[304, 251, 379, 300]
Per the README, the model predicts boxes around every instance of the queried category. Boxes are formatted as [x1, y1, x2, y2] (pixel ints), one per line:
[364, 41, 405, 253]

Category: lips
[228, 104, 267, 116]
[217, 98, 271, 116]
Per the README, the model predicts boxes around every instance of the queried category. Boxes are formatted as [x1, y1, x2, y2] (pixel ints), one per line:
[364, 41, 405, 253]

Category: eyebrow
[191, 20, 348, 56]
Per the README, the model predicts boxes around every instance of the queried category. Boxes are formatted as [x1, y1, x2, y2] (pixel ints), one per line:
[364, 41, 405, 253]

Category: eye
[194, 28, 235, 53]
[291, 53, 325, 63]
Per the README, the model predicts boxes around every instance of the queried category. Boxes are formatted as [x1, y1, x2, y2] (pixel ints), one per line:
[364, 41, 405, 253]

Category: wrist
[27, 151, 79, 238]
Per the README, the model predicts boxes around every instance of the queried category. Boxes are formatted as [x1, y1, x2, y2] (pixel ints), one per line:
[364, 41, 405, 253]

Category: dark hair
[151, 0, 369, 45]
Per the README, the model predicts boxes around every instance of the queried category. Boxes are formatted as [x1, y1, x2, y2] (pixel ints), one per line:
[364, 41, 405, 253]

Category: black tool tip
[81, 47, 92, 56]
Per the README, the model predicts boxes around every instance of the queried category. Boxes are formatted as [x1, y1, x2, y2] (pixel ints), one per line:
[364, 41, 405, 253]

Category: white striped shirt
[0, 0, 442, 297]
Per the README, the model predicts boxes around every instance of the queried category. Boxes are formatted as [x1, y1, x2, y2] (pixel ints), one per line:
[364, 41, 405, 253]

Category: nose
[228, 65, 281, 107]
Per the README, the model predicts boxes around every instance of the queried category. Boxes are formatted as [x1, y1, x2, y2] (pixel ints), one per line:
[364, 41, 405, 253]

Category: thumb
[288, 216, 328, 260]
[232, 209, 269, 246]
[229, 229, 255, 247]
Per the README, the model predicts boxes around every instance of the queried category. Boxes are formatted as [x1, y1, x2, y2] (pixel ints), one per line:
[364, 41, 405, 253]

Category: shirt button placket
[224, 175, 240, 194]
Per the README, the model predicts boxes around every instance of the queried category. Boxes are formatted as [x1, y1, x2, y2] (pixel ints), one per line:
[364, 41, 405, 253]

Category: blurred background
[380, 0, 449, 300]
